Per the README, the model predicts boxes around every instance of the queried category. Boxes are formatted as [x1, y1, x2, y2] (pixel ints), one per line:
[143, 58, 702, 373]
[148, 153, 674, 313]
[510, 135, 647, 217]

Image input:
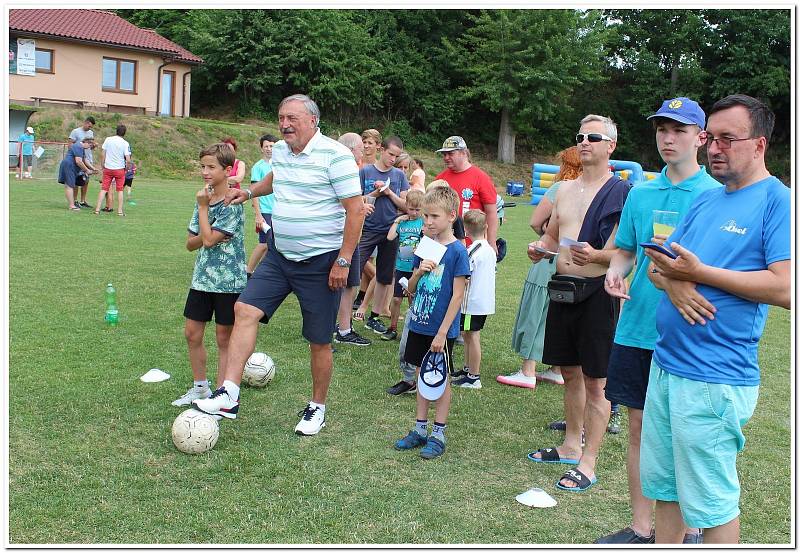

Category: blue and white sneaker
[394, 430, 427, 450]
[365, 317, 389, 334]
[452, 374, 482, 389]
[295, 404, 326, 436]
[420, 436, 446, 459]
[192, 386, 239, 420]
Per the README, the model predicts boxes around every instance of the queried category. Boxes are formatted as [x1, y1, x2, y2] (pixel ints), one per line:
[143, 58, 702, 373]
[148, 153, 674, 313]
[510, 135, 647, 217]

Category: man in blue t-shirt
[642, 95, 790, 544]
[245, 133, 278, 277]
[353, 135, 409, 336]
[598, 98, 722, 545]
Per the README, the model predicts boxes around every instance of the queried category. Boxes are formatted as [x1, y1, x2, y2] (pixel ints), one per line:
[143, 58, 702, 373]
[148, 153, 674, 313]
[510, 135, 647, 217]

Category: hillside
[25, 107, 546, 190]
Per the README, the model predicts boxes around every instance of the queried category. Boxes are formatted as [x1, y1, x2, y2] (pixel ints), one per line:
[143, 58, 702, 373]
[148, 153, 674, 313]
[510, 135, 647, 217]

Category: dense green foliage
[115, 9, 790, 177]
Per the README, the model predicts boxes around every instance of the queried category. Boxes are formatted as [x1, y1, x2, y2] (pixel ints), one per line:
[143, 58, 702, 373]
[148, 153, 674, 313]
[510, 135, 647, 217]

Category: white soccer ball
[242, 352, 276, 387]
[171, 409, 219, 454]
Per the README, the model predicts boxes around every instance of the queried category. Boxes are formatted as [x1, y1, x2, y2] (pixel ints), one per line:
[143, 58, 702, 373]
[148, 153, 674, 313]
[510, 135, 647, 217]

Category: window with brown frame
[102, 57, 137, 93]
[35, 48, 54, 74]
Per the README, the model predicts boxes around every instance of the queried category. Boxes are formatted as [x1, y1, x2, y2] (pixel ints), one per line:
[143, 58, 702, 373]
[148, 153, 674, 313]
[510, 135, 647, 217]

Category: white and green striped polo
[270, 129, 362, 261]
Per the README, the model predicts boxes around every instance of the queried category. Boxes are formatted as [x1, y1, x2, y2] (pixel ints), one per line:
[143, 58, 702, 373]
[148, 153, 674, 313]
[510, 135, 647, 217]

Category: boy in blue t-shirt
[172, 143, 247, 408]
[246, 133, 278, 277]
[17, 126, 35, 178]
[393, 186, 470, 459]
[382, 189, 425, 341]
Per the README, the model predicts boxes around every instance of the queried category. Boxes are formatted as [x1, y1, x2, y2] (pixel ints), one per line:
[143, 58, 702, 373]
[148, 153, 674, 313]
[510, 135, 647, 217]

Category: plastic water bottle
[105, 283, 119, 326]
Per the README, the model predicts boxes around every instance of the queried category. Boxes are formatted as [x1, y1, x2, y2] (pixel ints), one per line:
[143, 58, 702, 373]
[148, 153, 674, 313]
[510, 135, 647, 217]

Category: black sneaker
[365, 317, 388, 334]
[595, 527, 655, 544]
[548, 419, 567, 431]
[352, 297, 362, 311]
[380, 329, 398, 341]
[450, 368, 469, 379]
[334, 329, 371, 346]
[607, 409, 623, 434]
[80, 202, 92, 208]
[387, 381, 417, 395]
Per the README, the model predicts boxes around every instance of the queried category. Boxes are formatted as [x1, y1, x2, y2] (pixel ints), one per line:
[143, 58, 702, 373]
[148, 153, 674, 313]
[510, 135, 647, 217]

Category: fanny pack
[547, 274, 604, 304]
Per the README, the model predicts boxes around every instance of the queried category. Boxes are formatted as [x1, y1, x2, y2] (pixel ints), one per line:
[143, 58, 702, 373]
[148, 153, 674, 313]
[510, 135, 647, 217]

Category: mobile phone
[640, 242, 678, 259]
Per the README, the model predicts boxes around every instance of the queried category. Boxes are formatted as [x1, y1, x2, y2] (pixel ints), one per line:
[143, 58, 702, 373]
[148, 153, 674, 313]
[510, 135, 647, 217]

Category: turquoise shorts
[640, 360, 759, 529]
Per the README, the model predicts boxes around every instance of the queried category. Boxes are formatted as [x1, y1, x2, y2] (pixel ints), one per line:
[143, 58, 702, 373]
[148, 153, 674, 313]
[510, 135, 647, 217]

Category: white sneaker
[192, 386, 239, 419]
[295, 404, 326, 436]
[496, 370, 537, 389]
[537, 369, 565, 385]
[171, 386, 211, 406]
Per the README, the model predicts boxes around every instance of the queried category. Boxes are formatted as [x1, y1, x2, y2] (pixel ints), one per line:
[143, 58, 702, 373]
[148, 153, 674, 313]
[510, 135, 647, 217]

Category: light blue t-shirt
[409, 240, 470, 339]
[653, 176, 790, 386]
[17, 133, 34, 156]
[361, 164, 410, 233]
[613, 166, 722, 349]
[395, 217, 424, 272]
[250, 158, 274, 213]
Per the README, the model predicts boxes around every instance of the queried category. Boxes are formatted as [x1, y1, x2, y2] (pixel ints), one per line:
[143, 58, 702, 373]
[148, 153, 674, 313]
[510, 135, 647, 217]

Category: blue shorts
[257, 213, 273, 244]
[238, 241, 341, 344]
[640, 360, 759, 529]
[605, 343, 653, 410]
[393, 270, 412, 298]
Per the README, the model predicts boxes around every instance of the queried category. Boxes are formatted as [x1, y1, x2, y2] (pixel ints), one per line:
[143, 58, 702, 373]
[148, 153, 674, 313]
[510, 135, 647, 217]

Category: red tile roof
[9, 9, 202, 64]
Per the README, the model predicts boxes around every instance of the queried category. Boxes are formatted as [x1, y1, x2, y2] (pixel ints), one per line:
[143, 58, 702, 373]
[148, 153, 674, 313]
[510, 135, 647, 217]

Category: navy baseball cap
[417, 350, 449, 401]
[647, 97, 706, 129]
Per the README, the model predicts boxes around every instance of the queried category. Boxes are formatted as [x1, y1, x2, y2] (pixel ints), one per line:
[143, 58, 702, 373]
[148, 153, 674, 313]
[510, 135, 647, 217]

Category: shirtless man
[527, 114, 630, 494]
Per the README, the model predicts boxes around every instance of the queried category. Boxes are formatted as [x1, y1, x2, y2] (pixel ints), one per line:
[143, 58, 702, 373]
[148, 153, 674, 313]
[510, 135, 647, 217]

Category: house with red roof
[9, 9, 203, 117]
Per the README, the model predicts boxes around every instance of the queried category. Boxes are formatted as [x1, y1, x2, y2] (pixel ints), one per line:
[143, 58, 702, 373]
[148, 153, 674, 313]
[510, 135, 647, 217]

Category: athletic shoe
[450, 368, 469, 379]
[386, 381, 417, 395]
[352, 297, 362, 311]
[452, 374, 482, 389]
[455, 335, 465, 345]
[171, 386, 211, 406]
[608, 409, 623, 434]
[549, 419, 567, 431]
[79, 202, 92, 208]
[394, 430, 427, 450]
[380, 329, 398, 341]
[595, 527, 655, 544]
[365, 317, 388, 334]
[496, 370, 537, 389]
[334, 329, 371, 346]
[536, 368, 565, 385]
[191, 386, 239, 420]
[295, 404, 326, 436]
[420, 436, 446, 459]
[683, 532, 703, 544]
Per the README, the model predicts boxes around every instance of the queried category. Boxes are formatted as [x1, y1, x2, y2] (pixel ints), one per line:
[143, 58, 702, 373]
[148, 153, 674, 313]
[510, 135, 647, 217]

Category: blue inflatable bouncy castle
[530, 160, 657, 204]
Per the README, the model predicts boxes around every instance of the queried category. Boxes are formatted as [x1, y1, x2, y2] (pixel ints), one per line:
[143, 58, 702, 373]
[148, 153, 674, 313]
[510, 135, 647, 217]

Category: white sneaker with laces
[295, 404, 326, 436]
[171, 386, 211, 406]
[192, 386, 239, 419]
[536, 369, 565, 385]
[496, 370, 537, 389]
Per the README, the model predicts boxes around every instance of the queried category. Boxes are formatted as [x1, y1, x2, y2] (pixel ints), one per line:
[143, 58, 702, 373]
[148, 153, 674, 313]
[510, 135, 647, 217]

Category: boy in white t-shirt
[93, 124, 131, 216]
[452, 210, 496, 389]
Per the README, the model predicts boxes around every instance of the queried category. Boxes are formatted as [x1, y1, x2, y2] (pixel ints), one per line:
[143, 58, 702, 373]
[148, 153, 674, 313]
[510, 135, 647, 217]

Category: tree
[446, 9, 607, 163]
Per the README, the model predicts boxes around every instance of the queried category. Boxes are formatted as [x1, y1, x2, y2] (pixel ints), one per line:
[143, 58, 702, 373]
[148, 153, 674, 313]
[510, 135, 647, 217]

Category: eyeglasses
[576, 132, 613, 144]
[705, 135, 758, 150]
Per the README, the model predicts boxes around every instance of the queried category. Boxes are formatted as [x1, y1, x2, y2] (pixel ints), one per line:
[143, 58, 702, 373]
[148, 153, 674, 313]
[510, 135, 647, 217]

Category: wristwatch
[245, 188, 253, 200]
[335, 257, 351, 268]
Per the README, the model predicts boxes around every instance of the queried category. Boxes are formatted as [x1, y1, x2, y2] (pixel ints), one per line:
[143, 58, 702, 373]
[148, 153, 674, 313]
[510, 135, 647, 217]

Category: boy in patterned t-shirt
[172, 144, 247, 407]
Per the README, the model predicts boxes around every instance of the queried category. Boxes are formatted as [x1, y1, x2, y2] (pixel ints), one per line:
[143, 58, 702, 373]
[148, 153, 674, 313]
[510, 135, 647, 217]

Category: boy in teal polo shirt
[598, 97, 721, 544]
[17, 126, 35, 178]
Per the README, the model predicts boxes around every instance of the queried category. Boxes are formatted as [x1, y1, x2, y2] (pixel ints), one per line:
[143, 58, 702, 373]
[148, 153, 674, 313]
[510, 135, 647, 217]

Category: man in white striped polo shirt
[193, 94, 365, 436]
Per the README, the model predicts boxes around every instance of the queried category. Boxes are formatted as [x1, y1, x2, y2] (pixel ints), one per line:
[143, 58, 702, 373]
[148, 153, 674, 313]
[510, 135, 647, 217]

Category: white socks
[222, 380, 240, 401]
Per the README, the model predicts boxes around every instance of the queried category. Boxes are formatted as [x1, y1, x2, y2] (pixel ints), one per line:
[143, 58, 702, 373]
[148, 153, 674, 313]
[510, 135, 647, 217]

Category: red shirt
[435, 165, 496, 218]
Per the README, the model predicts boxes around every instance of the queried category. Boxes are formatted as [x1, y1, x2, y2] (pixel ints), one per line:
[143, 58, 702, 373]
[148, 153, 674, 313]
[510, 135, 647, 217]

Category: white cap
[26, 126, 34, 134]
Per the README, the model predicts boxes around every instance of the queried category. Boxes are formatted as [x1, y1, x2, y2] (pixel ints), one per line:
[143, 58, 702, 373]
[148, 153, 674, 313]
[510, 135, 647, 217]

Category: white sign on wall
[16, 38, 35, 76]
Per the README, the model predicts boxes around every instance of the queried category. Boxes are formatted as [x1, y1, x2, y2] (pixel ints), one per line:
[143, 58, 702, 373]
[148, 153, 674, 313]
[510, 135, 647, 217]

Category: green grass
[8, 177, 791, 544]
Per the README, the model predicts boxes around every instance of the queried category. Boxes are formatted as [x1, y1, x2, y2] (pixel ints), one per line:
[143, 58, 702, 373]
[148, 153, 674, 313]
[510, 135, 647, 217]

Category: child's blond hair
[463, 210, 487, 238]
[405, 189, 425, 209]
[199, 143, 235, 168]
[426, 178, 450, 191]
[424, 185, 458, 215]
[361, 128, 382, 143]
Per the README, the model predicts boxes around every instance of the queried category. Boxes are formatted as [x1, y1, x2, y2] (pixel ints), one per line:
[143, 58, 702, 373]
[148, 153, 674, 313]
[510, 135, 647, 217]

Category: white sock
[309, 401, 325, 413]
[339, 327, 351, 335]
[193, 380, 209, 389]
[222, 380, 240, 401]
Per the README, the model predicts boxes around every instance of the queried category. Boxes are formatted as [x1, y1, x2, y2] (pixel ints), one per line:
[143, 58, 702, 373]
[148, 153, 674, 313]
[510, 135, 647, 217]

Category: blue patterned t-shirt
[188, 200, 247, 293]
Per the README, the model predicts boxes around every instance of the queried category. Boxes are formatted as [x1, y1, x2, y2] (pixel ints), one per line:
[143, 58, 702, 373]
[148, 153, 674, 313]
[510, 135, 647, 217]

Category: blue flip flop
[555, 468, 597, 492]
[527, 447, 580, 465]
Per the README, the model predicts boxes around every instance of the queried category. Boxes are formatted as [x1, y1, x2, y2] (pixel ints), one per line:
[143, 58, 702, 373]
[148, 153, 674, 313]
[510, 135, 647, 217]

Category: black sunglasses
[576, 132, 613, 144]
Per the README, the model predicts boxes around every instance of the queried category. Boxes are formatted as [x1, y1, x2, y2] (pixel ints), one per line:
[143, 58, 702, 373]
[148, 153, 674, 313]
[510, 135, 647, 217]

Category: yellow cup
[653, 210, 679, 238]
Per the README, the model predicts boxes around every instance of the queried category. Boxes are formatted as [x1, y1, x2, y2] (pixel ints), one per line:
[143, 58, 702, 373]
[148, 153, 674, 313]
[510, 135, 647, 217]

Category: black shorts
[460, 313, 487, 332]
[356, 229, 397, 285]
[404, 330, 456, 371]
[238, 240, 341, 344]
[76, 174, 88, 187]
[257, 213, 273, 245]
[124, 177, 134, 187]
[183, 289, 239, 325]
[604, 343, 653, 410]
[541, 275, 619, 379]
[346, 247, 361, 288]
[393, 270, 412, 297]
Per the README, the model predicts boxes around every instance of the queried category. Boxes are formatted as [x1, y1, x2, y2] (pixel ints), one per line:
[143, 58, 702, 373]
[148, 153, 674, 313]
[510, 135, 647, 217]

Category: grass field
[8, 177, 791, 545]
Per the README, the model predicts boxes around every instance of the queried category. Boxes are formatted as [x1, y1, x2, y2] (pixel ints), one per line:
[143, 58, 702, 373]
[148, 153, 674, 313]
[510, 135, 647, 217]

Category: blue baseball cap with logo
[647, 97, 706, 129]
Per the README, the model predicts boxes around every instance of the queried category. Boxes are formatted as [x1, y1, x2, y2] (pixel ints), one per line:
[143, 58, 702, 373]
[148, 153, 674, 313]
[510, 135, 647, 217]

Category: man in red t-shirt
[435, 136, 498, 253]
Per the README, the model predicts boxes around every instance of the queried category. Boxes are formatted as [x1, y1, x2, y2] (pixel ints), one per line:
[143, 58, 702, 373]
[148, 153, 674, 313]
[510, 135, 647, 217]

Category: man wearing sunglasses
[642, 94, 790, 543]
[527, 114, 630, 494]
[599, 97, 722, 544]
